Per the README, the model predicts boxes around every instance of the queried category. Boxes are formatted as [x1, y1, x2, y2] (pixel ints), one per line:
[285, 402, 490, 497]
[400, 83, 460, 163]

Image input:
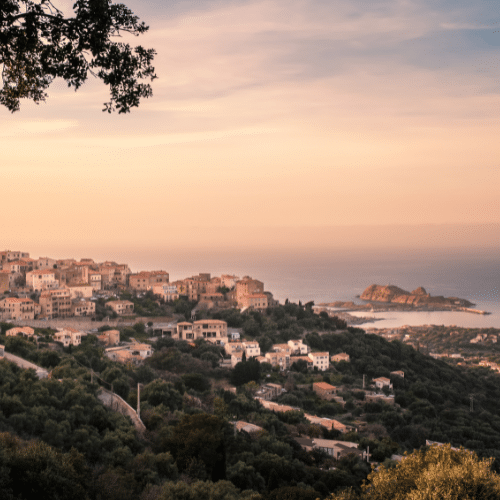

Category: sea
[122, 245, 500, 330]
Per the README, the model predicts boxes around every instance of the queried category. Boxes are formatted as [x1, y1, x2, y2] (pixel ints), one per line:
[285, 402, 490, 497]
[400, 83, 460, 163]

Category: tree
[361, 444, 500, 500]
[158, 480, 250, 500]
[163, 414, 232, 482]
[230, 358, 261, 387]
[1, 434, 89, 500]
[1, 0, 156, 113]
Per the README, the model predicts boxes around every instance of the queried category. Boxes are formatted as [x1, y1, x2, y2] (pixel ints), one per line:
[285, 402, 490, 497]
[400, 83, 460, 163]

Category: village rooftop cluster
[0, 249, 338, 372]
[0, 249, 278, 321]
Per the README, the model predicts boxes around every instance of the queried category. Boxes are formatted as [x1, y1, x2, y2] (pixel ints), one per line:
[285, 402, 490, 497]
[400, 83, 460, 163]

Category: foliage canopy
[0, 0, 156, 112]
[362, 444, 500, 500]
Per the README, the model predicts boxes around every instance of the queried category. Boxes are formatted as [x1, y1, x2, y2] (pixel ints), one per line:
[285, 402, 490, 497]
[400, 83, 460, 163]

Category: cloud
[440, 22, 493, 30]
[143, 0, 499, 100]
[70, 126, 279, 149]
[0, 119, 78, 137]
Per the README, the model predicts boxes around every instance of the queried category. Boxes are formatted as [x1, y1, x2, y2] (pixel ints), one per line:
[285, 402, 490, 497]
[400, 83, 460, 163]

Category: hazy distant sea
[126, 246, 499, 329]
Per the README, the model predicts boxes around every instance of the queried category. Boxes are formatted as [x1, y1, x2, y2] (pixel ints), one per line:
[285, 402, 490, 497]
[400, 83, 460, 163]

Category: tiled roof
[193, 319, 226, 324]
[58, 327, 82, 334]
[234, 421, 263, 433]
[313, 382, 336, 390]
[6, 327, 35, 335]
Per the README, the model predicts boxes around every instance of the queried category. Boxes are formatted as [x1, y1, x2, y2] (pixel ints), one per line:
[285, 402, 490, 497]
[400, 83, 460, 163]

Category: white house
[373, 377, 393, 390]
[308, 352, 330, 371]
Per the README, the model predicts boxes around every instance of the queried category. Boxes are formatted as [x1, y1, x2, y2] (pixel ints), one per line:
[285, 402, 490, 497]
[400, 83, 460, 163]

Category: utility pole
[363, 374, 365, 389]
[137, 383, 141, 417]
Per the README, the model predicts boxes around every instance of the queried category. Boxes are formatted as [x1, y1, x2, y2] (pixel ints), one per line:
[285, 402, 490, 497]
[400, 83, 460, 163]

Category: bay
[123, 245, 500, 329]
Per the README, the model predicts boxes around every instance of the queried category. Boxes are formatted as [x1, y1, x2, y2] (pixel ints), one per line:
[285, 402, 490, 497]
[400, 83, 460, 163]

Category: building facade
[0, 297, 40, 320]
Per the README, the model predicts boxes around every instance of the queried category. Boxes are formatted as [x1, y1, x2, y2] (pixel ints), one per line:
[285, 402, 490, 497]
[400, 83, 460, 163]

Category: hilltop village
[2, 248, 500, 499]
[0, 249, 351, 375]
[0, 249, 279, 320]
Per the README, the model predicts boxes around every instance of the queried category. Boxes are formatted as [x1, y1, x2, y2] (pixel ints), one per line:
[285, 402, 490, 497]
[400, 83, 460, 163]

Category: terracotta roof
[193, 319, 226, 324]
[273, 343, 290, 350]
[58, 327, 82, 334]
[6, 327, 35, 335]
[131, 270, 168, 277]
[131, 343, 152, 350]
[234, 421, 263, 433]
[313, 382, 336, 390]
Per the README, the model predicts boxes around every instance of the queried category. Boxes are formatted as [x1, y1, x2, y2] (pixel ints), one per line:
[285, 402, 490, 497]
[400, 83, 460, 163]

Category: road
[2, 352, 49, 378]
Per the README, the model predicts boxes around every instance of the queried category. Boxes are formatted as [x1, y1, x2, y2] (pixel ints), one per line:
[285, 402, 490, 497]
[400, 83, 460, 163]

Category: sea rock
[360, 284, 474, 308]
[360, 285, 409, 302]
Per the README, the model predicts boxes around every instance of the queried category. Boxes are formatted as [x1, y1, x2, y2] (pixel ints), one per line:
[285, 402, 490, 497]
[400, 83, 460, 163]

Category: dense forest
[2, 298, 500, 499]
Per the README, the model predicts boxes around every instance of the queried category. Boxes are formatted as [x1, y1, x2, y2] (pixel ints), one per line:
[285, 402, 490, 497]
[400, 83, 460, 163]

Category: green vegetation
[3, 301, 500, 498]
[1, 0, 156, 113]
[394, 325, 500, 359]
[329, 444, 500, 499]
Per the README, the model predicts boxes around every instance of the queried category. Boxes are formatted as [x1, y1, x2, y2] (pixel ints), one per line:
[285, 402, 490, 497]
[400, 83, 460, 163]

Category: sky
[1, 0, 499, 260]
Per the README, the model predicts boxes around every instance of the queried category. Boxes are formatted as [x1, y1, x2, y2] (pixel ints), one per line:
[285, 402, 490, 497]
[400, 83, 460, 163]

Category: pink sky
[1, 0, 499, 255]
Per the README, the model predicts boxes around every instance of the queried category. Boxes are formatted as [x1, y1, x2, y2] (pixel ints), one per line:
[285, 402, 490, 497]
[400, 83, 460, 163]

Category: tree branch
[9, 12, 69, 23]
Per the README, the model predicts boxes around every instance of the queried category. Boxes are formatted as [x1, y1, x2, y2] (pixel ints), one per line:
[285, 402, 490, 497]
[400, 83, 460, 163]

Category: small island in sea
[319, 284, 491, 318]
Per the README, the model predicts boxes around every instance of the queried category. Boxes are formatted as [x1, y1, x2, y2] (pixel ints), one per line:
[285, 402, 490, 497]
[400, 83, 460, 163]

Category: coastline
[314, 300, 494, 329]
[315, 300, 491, 322]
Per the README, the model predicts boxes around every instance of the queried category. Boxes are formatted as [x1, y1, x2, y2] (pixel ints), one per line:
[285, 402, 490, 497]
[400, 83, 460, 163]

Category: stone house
[6, 326, 35, 338]
[107, 300, 134, 315]
[308, 352, 330, 371]
[54, 327, 83, 347]
[0, 297, 41, 320]
[25, 269, 59, 292]
[313, 381, 338, 400]
[97, 329, 120, 346]
[39, 288, 72, 318]
[288, 339, 310, 355]
[331, 352, 350, 363]
[373, 377, 393, 390]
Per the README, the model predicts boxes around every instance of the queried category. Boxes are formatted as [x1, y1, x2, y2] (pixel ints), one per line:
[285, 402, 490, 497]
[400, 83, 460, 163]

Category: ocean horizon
[119, 245, 500, 329]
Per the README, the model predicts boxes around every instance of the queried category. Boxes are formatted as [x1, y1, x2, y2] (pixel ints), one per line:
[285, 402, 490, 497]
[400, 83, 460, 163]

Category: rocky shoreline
[316, 284, 491, 325]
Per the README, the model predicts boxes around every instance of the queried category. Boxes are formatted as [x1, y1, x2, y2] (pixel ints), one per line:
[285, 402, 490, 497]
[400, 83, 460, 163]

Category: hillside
[2, 300, 500, 498]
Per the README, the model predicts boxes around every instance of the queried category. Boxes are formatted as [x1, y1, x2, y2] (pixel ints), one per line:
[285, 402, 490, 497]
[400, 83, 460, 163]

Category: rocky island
[360, 284, 474, 308]
[316, 285, 490, 323]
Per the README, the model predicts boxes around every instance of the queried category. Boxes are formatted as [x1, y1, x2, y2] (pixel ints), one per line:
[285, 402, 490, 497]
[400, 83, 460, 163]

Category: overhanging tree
[0, 0, 156, 112]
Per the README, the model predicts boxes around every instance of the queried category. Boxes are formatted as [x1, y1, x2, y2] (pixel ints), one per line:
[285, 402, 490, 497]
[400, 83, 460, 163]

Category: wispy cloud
[0, 119, 78, 137]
